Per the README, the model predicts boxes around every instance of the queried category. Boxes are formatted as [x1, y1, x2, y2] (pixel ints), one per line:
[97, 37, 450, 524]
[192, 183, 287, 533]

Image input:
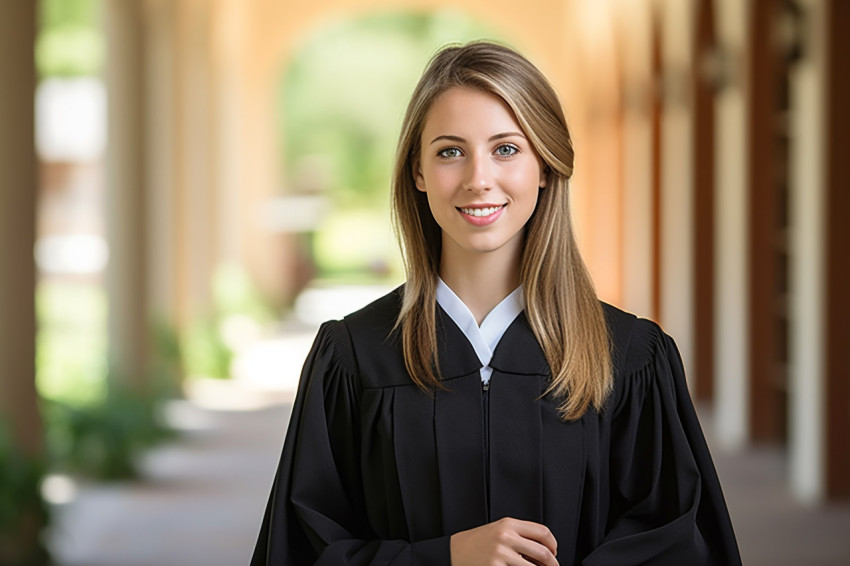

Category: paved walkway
[705, 426, 850, 565]
[48, 395, 294, 566]
[47, 288, 850, 565]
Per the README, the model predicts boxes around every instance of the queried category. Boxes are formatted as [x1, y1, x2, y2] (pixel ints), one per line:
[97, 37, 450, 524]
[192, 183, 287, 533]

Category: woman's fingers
[509, 519, 558, 557]
[509, 531, 557, 566]
[450, 517, 559, 566]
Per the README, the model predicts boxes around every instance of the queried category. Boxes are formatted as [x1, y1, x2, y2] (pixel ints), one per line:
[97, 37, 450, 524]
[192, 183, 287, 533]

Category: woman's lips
[456, 204, 506, 226]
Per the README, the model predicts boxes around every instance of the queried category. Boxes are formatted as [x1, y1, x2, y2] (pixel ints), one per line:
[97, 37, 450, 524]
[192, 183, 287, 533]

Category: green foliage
[41, 0, 101, 27]
[45, 385, 174, 480]
[36, 282, 107, 407]
[313, 208, 402, 280]
[37, 282, 186, 402]
[213, 263, 275, 324]
[37, 0, 104, 78]
[35, 268, 272, 482]
[182, 263, 275, 380]
[150, 316, 185, 395]
[182, 315, 234, 380]
[36, 281, 179, 479]
[279, 11, 498, 280]
[0, 425, 51, 565]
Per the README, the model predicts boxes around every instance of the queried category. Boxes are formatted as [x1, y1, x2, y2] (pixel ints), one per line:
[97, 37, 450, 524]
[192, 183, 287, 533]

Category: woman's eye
[438, 147, 462, 159]
[495, 144, 518, 157]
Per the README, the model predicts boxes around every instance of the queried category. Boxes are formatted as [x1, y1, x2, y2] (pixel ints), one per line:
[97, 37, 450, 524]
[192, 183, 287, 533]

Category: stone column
[790, 0, 850, 503]
[105, 0, 149, 389]
[0, 0, 42, 455]
[713, 0, 750, 451]
[658, 0, 696, 385]
[0, 4, 47, 561]
[144, 0, 180, 325]
[175, 0, 216, 326]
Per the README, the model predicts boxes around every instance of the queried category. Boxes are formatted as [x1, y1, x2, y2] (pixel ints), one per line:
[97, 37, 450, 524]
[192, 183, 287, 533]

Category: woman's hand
[450, 517, 559, 566]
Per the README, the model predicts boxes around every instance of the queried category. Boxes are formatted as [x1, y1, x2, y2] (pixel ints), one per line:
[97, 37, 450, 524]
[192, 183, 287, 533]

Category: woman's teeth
[460, 205, 503, 217]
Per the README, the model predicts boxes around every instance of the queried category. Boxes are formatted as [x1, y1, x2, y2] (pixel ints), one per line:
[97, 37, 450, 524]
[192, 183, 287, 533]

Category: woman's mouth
[456, 204, 506, 226]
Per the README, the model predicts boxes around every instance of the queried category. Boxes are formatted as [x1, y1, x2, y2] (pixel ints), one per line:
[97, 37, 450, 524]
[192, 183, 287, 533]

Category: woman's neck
[439, 243, 522, 325]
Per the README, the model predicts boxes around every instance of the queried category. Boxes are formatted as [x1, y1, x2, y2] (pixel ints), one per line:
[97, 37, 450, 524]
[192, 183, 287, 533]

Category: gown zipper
[482, 379, 491, 521]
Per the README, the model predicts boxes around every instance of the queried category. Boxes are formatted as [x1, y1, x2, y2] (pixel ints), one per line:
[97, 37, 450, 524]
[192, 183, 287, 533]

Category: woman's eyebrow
[429, 134, 465, 145]
[429, 131, 527, 145]
[488, 131, 526, 142]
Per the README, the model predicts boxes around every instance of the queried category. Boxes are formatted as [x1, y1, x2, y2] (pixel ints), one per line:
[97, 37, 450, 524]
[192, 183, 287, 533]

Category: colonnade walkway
[48, 288, 850, 565]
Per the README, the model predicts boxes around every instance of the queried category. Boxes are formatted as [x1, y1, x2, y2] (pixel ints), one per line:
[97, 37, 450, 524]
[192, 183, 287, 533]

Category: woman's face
[415, 86, 546, 264]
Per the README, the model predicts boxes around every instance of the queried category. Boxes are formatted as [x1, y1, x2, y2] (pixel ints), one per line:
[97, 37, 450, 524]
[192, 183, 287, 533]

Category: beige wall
[617, 0, 656, 320]
[565, 0, 625, 306]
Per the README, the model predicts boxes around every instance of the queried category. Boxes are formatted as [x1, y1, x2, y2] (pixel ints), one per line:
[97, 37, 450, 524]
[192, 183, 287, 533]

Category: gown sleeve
[582, 320, 742, 566]
[250, 320, 450, 565]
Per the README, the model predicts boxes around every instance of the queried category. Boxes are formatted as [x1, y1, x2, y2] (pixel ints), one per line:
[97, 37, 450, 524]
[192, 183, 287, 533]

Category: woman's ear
[414, 161, 426, 192]
[539, 165, 548, 189]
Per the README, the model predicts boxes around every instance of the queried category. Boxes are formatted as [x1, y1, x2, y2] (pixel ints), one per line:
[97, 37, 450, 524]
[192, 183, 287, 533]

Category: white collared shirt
[436, 278, 525, 385]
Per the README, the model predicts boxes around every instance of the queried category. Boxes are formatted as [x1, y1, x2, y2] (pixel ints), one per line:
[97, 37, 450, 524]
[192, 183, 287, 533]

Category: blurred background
[0, 0, 848, 564]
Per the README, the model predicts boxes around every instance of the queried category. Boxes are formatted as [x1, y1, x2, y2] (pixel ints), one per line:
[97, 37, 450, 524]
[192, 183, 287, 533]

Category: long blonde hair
[391, 41, 611, 420]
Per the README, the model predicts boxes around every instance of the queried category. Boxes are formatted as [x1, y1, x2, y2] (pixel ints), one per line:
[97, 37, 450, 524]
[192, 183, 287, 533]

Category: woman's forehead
[420, 86, 523, 141]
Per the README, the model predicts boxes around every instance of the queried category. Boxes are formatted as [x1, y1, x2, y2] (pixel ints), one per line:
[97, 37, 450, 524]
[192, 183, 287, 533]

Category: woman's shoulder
[337, 286, 409, 389]
[600, 302, 683, 413]
[342, 285, 404, 332]
[601, 302, 668, 377]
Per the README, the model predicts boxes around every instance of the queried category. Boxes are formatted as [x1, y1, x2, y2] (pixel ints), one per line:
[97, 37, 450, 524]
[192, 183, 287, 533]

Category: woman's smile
[457, 203, 507, 225]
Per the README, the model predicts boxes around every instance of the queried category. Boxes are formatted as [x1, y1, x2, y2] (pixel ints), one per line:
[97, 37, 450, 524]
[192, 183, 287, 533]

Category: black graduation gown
[251, 288, 741, 565]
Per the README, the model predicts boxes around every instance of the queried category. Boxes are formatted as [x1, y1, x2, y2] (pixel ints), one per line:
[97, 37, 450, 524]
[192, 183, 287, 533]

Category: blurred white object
[294, 284, 395, 325]
[41, 474, 78, 505]
[35, 234, 108, 274]
[263, 194, 329, 233]
[36, 78, 107, 162]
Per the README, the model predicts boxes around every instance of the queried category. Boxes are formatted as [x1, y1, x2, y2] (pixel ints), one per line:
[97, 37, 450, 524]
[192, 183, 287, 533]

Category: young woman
[251, 41, 741, 566]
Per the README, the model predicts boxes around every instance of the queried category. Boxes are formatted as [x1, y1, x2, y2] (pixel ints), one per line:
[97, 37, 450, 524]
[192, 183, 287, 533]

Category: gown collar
[436, 278, 525, 384]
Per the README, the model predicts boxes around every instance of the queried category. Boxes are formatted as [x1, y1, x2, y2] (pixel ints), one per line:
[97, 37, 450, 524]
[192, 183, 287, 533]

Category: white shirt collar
[436, 278, 524, 384]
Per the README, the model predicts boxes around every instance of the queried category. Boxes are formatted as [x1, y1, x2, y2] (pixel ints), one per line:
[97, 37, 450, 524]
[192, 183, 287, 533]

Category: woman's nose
[462, 153, 492, 192]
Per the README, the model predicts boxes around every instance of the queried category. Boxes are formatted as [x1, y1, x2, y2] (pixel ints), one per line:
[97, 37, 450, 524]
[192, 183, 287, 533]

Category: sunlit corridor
[1, 0, 848, 564]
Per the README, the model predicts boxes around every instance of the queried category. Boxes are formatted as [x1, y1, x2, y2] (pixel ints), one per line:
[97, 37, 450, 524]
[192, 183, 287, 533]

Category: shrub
[45, 385, 174, 480]
[0, 425, 51, 565]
